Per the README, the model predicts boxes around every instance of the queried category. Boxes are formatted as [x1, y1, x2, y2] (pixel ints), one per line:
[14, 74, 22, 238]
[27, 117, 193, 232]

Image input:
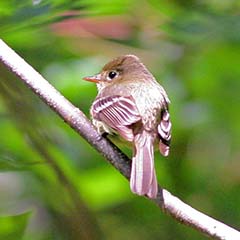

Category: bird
[83, 54, 171, 199]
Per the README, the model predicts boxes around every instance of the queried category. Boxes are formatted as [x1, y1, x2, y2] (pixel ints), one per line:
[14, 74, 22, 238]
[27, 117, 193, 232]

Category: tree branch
[0, 39, 239, 240]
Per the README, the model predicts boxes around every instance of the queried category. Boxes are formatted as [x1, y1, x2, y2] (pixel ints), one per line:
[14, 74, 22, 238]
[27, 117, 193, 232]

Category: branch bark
[0, 39, 239, 240]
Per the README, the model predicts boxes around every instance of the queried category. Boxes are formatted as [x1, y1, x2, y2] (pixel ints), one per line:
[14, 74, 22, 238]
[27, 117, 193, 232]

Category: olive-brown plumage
[83, 55, 171, 198]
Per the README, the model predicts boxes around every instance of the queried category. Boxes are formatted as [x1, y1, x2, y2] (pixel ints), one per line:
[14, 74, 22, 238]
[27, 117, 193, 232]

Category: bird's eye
[107, 71, 118, 80]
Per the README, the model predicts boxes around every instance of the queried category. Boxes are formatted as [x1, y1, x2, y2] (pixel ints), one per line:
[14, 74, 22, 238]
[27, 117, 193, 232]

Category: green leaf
[0, 212, 32, 240]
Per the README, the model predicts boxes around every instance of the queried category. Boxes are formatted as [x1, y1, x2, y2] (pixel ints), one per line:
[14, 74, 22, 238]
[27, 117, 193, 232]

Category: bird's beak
[83, 74, 102, 83]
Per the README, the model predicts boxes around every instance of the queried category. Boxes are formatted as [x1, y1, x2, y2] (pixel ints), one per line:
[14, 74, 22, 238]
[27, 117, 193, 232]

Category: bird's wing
[158, 109, 171, 156]
[91, 95, 141, 141]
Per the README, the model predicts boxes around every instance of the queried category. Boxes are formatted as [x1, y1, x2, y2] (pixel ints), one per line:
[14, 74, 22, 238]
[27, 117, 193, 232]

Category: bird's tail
[130, 130, 158, 198]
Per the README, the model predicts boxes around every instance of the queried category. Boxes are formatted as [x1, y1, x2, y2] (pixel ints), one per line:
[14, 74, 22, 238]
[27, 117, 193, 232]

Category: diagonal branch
[0, 39, 239, 240]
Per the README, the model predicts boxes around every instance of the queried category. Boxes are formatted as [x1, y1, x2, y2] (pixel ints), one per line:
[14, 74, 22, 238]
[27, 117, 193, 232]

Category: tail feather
[130, 131, 158, 198]
[146, 168, 158, 198]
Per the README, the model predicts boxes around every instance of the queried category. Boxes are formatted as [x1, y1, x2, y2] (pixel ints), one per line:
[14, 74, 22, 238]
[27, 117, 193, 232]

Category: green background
[0, 0, 240, 239]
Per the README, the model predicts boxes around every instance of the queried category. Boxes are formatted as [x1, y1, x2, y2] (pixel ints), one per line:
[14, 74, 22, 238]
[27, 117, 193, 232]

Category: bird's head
[83, 55, 151, 87]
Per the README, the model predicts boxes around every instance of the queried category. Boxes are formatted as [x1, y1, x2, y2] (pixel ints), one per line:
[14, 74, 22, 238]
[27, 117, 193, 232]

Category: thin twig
[0, 39, 239, 240]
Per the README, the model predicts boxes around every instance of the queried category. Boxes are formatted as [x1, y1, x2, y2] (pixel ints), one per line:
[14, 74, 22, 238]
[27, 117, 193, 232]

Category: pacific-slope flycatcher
[83, 55, 171, 199]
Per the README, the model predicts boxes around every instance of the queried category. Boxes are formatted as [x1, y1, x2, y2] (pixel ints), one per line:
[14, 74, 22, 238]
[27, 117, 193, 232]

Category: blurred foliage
[0, 0, 240, 239]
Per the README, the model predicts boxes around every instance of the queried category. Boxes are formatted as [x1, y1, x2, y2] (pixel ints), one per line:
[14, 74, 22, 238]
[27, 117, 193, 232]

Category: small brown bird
[83, 55, 171, 199]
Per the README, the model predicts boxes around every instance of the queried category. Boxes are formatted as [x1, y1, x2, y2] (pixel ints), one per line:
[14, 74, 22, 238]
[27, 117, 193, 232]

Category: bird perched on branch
[83, 55, 171, 199]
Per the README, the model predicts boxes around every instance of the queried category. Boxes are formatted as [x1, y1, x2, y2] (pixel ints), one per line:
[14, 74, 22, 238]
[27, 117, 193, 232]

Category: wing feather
[158, 109, 171, 156]
[91, 95, 141, 141]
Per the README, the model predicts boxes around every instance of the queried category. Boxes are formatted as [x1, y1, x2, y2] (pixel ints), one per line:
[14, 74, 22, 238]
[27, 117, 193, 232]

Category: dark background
[0, 0, 240, 239]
